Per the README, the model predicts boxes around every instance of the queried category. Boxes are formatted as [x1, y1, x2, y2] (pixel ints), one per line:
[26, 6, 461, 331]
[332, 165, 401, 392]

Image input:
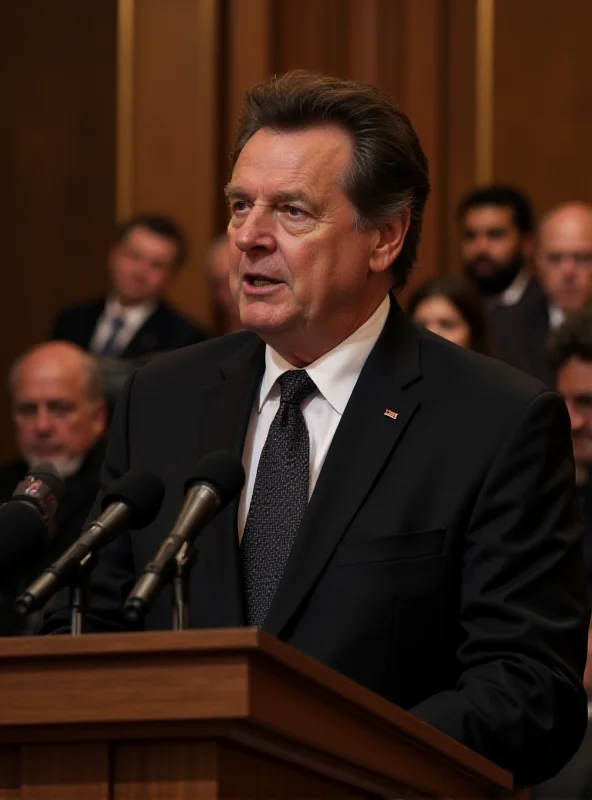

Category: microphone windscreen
[101, 469, 165, 529]
[22, 463, 66, 502]
[0, 502, 48, 578]
[184, 451, 245, 506]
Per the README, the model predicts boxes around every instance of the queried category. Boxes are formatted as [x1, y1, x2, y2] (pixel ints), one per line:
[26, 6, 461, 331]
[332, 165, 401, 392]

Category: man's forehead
[464, 205, 514, 227]
[231, 126, 352, 185]
[539, 222, 592, 250]
[559, 357, 592, 390]
[15, 368, 84, 399]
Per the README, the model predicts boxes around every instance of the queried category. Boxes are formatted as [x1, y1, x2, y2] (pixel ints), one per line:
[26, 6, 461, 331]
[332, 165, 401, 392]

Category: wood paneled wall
[4, 0, 592, 460]
[494, 0, 592, 216]
[1, 1, 116, 460]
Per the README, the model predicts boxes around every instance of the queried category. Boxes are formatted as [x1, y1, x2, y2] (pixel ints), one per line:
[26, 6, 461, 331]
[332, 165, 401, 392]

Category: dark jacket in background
[51, 298, 207, 359]
[491, 279, 555, 387]
[0, 440, 105, 635]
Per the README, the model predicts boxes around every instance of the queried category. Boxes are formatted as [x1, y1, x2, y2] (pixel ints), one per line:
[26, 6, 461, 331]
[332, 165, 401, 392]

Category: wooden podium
[0, 629, 524, 799]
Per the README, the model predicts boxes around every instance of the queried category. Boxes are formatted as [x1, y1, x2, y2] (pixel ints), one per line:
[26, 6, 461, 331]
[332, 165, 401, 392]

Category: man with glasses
[494, 202, 592, 386]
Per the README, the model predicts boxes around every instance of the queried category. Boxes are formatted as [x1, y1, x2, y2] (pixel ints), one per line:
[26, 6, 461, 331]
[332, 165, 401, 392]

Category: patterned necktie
[98, 316, 125, 358]
[241, 369, 317, 628]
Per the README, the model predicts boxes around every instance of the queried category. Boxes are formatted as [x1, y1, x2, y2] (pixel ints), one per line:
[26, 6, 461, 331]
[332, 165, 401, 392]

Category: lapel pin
[384, 409, 399, 420]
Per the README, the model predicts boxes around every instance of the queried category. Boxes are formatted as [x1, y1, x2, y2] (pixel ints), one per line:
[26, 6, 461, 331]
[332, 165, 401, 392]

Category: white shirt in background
[549, 304, 566, 330]
[499, 268, 531, 307]
[90, 297, 157, 356]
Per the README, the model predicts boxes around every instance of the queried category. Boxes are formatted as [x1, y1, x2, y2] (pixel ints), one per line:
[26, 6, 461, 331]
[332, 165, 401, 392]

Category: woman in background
[407, 275, 494, 356]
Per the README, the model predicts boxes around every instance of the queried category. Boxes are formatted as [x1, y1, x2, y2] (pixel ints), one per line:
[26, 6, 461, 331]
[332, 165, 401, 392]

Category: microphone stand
[171, 542, 196, 631]
[69, 552, 96, 636]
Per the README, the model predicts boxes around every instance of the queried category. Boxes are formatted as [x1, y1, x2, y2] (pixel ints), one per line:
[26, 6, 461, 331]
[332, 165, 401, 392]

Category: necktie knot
[99, 316, 125, 358]
[278, 370, 316, 406]
[98, 316, 125, 358]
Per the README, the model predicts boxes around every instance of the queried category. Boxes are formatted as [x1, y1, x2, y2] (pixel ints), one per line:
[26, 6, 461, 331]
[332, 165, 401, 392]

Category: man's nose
[568, 402, 585, 432]
[33, 408, 54, 435]
[472, 233, 491, 251]
[558, 255, 578, 279]
[233, 205, 276, 253]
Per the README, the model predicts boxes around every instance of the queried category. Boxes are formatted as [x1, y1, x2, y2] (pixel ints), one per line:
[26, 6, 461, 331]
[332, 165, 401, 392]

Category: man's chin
[26, 453, 82, 478]
[239, 306, 293, 336]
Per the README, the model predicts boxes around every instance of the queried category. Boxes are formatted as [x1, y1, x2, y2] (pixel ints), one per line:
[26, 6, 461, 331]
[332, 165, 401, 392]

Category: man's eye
[282, 205, 306, 219]
[16, 405, 36, 418]
[48, 403, 73, 417]
[231, 200, 249, 214]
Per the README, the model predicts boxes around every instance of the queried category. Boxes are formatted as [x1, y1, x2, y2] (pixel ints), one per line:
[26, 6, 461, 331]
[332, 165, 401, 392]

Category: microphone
[123, 451, 245, 623]
[15, 469, 165, 615]
[0, 464, 65, 578]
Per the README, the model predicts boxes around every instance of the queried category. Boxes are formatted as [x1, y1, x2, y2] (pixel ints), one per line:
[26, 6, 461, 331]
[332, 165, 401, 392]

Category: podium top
[0, 628, 513, 797]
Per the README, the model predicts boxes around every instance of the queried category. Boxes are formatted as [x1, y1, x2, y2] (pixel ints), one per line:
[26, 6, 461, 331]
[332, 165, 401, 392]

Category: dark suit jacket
[491, 279, 555, 387]
[45, 299, 589, 786]
[532, 719, 592, 799]
[51, 298, 207, 359]
[0, 441, 105, 635]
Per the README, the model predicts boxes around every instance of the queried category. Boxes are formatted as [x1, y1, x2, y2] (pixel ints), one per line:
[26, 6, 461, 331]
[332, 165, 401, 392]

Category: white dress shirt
[499, 268, 531, 307]
[90, 297, 157, 356]
[549, 304, 566, 330]
[238, 295, 390, 537]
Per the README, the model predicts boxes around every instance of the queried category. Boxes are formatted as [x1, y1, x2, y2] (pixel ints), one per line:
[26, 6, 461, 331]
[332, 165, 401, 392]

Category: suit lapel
[81, 302, 105, 351]
[264, 301, 422, 637]
[195, 336, 265, 627]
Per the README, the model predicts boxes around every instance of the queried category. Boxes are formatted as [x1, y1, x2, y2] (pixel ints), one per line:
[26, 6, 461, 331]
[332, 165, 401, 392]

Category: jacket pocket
[337, 528, 447, 565]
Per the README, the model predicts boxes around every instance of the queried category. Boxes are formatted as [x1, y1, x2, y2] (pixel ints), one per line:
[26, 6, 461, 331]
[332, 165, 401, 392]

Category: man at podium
[45, 71, 589, 787]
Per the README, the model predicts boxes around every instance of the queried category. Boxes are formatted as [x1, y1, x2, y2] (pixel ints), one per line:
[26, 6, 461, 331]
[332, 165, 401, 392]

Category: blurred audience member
[533, 309, 592, 798]
[548, 308, 592, 592]
[205, 233, 241, 335]
[533, 622, 592, 799]
[494, 202, 592, 386]
[458, 185, 535, 308]
[51, 213, 207, 359]
[0, 342, 106, 634]
[407, 275, 494, 355]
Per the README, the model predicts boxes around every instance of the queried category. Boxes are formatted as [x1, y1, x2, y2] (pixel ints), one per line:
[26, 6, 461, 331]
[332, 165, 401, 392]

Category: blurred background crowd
[3, 1, 592, 793]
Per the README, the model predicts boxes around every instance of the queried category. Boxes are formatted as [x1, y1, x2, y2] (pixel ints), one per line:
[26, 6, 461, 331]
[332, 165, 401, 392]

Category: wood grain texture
[218, 740, 373, 799]
[20, 744, 109, 800]
[0, 629, 514, 798]
[393, 0, 446, 294]
[494, 0, 592, 215]
[0, 747, 19, 800]
[113, 741, 219, 800]
[0, 0, 116, 461]
[445, 0, 478, 274]
[132, 0, 220, 329]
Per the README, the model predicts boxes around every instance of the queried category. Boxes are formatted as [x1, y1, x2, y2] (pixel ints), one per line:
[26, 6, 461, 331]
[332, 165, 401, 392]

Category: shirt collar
[258, 295, 391, 415]
[499, 268, 531, 306]
[549, 304, 566, 330]
[105, 296, 157, 326]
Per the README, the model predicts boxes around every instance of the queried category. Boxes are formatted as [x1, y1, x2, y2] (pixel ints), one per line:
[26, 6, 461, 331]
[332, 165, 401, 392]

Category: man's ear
[368, 209, 411, 274]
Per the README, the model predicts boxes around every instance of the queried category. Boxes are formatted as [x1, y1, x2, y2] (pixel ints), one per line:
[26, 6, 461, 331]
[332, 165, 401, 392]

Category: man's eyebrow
[224, 184, 322, 214]
[224, 184, 247, 200]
